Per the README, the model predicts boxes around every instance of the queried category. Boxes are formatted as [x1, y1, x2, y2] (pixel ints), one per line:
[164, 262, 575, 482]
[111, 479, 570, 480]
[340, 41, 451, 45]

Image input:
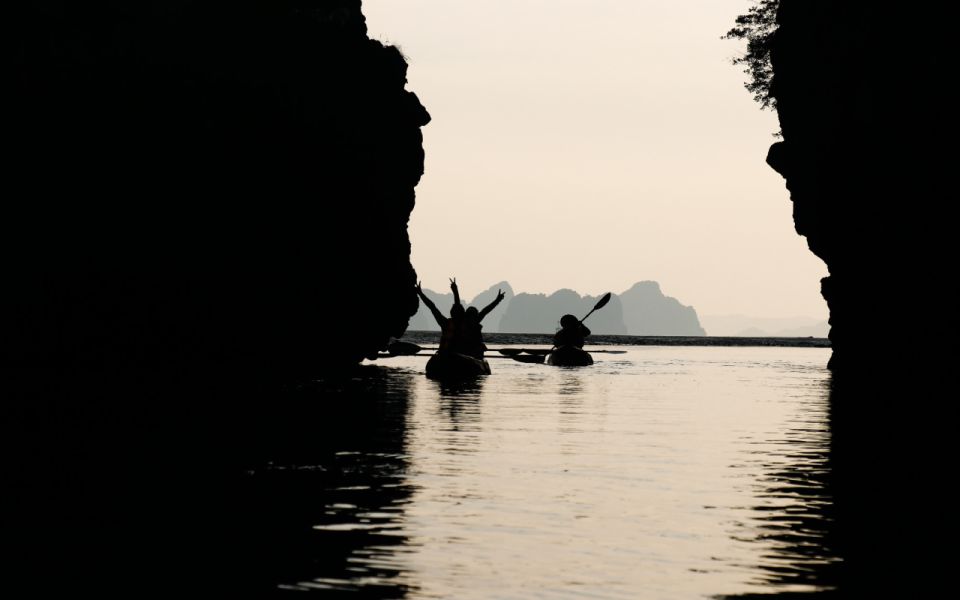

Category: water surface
[266, 346, 837, 598]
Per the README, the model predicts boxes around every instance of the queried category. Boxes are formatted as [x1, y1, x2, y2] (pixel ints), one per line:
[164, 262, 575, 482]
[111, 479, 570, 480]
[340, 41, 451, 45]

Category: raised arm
[478, 289, 506, 322]
[417, 282, 446, 327]
[449, 277, 461, 307]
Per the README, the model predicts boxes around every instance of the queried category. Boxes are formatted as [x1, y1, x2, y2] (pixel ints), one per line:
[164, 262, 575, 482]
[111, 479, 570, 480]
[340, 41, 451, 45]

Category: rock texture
[6, 1, 429, 370]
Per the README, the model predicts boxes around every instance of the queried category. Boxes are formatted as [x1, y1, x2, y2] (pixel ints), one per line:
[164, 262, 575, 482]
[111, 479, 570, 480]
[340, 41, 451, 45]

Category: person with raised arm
[456, 288, 506, 359]
[416, 280, 464, 353]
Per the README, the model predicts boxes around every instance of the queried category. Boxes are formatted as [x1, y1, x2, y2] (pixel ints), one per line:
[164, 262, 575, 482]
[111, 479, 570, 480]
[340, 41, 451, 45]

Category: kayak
[546, 346, 594, 367]
[426, 351, 492, 380]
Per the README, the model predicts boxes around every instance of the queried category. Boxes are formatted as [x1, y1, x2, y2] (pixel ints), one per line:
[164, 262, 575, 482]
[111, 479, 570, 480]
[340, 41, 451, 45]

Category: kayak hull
[426, 352, 492, 380]
[546, 346, 594, 367]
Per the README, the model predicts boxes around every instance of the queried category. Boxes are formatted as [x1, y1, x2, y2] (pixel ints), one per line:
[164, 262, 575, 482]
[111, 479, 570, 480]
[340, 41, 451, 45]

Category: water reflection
[433, 378, 484, 425]
[721, 380, 841, 598]
[240, 368, 418, 595]
[818, 374, 949, 598]
[556, 373, 588, 442]
[558, 372, 584, 396]
[429, 377, 484, 454]
[5, 365, 418, 595]
[433, 377, 485, 399]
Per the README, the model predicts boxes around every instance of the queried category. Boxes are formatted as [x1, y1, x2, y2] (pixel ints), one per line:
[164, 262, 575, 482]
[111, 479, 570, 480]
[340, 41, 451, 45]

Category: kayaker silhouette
[554, 314, 591, 349]
[457, 289, 506, 359]
[416, 280, 464, 353]
[416, 279, 505, 358]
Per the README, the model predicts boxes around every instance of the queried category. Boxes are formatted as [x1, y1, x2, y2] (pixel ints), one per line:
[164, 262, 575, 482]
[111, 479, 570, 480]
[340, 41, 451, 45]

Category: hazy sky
[364, 1, 828, 319]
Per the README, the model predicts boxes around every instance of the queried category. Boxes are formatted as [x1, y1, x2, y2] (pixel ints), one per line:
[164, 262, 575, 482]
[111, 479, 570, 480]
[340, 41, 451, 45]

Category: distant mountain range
[407, 280, 705, 336]
[499, 289, 628, 334]
[619, 281, 705, 336]
[699, 315, 829, 338]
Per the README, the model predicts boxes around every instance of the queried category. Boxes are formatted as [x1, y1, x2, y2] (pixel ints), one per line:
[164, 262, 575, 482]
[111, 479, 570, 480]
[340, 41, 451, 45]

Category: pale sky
[364, 0, 828, 319]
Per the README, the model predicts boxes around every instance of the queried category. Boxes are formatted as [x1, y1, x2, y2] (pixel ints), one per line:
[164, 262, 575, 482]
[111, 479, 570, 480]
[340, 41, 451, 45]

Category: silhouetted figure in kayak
[554, 314, 591, 349]
[454, 289, 506, 359]
[416, 280, 464, 352]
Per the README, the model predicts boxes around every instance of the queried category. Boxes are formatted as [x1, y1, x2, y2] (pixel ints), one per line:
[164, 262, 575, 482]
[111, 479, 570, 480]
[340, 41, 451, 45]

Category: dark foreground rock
[6, 1, 429, 371]
[766, 1, 948, 373]
[760, 2, 954, 596]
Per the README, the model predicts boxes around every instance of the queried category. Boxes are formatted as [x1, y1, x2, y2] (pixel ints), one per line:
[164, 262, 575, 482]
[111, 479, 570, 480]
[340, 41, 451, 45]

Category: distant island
[499, 289, 628, 335]
[407, 280, 705, 336]
[699, 315, 829, 338]
[618, 281, 705, 336]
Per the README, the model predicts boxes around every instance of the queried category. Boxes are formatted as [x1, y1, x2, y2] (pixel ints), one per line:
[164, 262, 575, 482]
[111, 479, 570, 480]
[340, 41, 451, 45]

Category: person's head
[450, 303, 465, 320]
[465, 306, 479, 323]
[560, 314, 579, 330]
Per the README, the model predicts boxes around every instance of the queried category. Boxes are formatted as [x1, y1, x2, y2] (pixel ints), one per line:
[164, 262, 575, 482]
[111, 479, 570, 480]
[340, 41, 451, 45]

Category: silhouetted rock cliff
[760, 5, 951, 594]
[6, 1, 429, 370]
[765, 2, 947, 372]
[499, 289, 628, 335]
[619, 281, 705, 336]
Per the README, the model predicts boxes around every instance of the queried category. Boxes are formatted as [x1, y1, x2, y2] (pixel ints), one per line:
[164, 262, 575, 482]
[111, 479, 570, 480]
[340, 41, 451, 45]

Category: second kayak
[546, 346, 594, 367]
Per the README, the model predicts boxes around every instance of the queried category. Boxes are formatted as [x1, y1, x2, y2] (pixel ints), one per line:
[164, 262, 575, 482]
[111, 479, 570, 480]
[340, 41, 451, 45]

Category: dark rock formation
[619, 281, 705, 336]
[498, 289, 628, 335]
[6, 1, 429, 370]
[757, 3, 953, 595]
[765, 1, 948, 372]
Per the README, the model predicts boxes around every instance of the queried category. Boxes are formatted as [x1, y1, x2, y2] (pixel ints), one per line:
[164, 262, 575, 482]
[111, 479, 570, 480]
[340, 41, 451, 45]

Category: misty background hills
[699, 315, 829, 338]
[408, 281, 706, 336]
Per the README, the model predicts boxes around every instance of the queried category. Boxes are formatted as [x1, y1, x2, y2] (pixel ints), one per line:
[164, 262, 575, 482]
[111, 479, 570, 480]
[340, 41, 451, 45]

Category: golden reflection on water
[297, 346, 834, 598]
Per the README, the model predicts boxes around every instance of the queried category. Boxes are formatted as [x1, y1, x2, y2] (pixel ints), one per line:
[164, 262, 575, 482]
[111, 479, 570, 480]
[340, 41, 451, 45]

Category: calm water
[257, 346, 838, 598]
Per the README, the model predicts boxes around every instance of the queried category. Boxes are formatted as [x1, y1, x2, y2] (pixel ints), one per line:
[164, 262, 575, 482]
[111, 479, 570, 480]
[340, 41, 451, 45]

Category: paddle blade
[387, 340, 423, 356]
[580, 292, 613, 323]
[499, 348, 551, 356]
[511, 354, 546, 364]
[593, 292, 612, 311]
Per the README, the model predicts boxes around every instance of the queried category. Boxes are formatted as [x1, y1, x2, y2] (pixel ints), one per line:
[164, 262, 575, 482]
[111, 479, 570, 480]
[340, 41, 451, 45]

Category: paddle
[509, 353, 546, 364]
[374, 352, 518, 359]
[580, 292, 612, 324]
[387, 340, 423, 356]
[498, 348, 626, 356]
[498, 348, 552, 356]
